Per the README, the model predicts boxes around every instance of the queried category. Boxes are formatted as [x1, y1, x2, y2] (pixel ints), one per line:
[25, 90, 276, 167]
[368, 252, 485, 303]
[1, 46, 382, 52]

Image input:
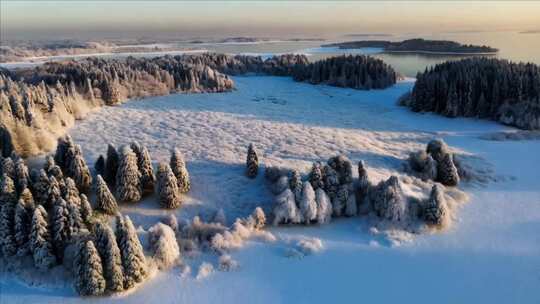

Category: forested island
[0, 53, 396, 158]
[399, 57, 540, 130]
[323, 38, 498, 54]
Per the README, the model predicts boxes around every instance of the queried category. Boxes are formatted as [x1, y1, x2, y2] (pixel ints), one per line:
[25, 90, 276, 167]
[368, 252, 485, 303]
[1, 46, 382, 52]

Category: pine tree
[332, 184, 349, 217]
[32, 169, 50, 205]
[322, 165, 339, 202]
[0, 157, 15, 180]
[170, 148, 190, 193]
[245, 144, 258, 178]
[116, 215, 147, 288]
[437, 153, 460, 187]
[74, 240, 106, 296]
[315, 188, 332, 224]
[423, 184, 448, 226]
[0, 175, 17, 256]
[51, 198, 71, 260]
[104, 144, 119, 188]
[63, 177, 81, 206]
[69, 149, 92, 193]
[80, 194, 92, 224]
[14, 188, 34, 256]
[157, 163, 182, 209]
[94, 221, 124, 292]
[328, 155, 353, 185]
[46, 176, 62, 208]
[299, 181, 317, 224]
[371, 176, 407, 222]
[95, 175, 118, 215]
[30, 205, 56, 270]
[289, 169, 303, 205]
[356, 160, 371, 213]
[14, 158, 30, 195]
[272, 189, 301, 225]
[44, 156, 64, 182]
[67, 198, 84, 234]
[94, 155, 105, 177]
[133, 144, 155, 195]
[115, 146, 142, 203]
[54, 135, 73, 170]
[309, 162, 324, 190]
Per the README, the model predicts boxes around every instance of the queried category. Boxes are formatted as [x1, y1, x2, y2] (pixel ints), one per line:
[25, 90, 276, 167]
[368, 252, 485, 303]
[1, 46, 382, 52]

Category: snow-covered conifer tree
[14, 158, 30, 195]
[80, 194, 92, 224]
[63, 177, 81, 206]
[322, 165, 339, 202]
[426, 139, 449, 163]
[309, 162, 324, 190]
[44, 156, 64, 182]
[94, 221, 124, 292]
[32, 169, 50, 205]
[0, 157, 15, 180]
[69, 149, 92, 193]
[356, 160, 371, 214]
[115, 146, 142, 203]
[51, 198, 71, 260]
[289, 170, 303, 205]
[54, 135, 73, 169]
[315, 188, 332, 224]
[328, 155, 353, 185]
[437, 153, 460, 187]
[423, 184, 448, 226]
[104, 144, 119, 188]
[344, 184, 357, 217]
[129, 143, 155, 195]
[148, 223, 180, 270]
[30, 205, 56, 270]
[272, 188, 300, 225]
[14, 188, 34, 256]
[371, 176, 407, 222]
[0, 175, 17, 256]
[94, 155, 105, 177]
[95, 175, 118, 215]
[116, 215, 147, 288]
[245, 143, 258, 178]
[251, 207, 266, 230]
[170, 149, 190, 193]
[74, 240, 106, 296]
[46, 176, 62, 208]
[332, 184, 348, 217]
[157, 163, 181, 209]
[300, 181, 317, 224]
[67, 199, 84, 233]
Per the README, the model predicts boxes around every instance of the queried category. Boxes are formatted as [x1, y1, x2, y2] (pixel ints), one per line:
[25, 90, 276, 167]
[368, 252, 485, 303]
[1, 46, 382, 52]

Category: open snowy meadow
[2, 76, 539, 303]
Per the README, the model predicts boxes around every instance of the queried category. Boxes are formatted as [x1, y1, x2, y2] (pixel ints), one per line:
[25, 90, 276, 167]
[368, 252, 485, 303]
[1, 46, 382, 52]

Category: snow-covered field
[1, 76, 539, 303]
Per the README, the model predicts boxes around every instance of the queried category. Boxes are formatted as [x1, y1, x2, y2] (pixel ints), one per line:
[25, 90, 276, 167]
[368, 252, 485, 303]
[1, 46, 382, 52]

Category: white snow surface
[1, 76, 539, 303]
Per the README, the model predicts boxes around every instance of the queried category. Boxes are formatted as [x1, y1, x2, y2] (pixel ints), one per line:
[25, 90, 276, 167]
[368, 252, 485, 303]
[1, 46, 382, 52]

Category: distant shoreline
[382, 50, 498, 55]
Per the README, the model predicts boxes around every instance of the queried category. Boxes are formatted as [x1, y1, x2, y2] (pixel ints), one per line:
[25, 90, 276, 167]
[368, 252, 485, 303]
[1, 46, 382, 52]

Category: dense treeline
[400, 57, 540, 130]
[324, 38, 498, 54]
[292, 55, 397, 90]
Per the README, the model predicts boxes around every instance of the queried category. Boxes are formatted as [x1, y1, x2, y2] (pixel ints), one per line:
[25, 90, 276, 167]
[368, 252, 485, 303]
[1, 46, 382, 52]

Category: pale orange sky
[2, 1, 539, 39]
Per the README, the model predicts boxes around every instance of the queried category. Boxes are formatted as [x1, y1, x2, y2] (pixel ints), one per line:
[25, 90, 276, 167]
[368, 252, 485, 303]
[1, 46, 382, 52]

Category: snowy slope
[1, 76, 539, 303]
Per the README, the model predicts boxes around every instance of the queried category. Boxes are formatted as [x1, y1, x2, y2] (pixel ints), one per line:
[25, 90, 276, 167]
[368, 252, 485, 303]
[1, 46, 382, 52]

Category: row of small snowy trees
[268, 152, 451, 228]
[93, 140, 190, 209]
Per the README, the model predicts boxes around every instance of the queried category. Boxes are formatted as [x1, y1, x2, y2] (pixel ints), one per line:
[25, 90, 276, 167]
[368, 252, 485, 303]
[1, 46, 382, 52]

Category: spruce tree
[315, 188, 332, 224]
[14, 159, 30, 195]
[170, 148, 190, 193]
[44, 156, 64, 182]
[245, 144, 259, 178]
[0, 174, 17, 256]
[437, 153, 460, 187]
[14, 188, 34, 256]
[0, 157, 15, 180]
[104, 144, 119, 188]
[299, 181, 317, 224]
[133, 144, 155, 195]
[322, 165, 339, 202]
[116, 215, 147, 288]
[423, 184, 448, 226]
[33, 169, 50, 205]
[115, 146, 142, 203]
[289, 169, 303, 205]
[80, 194, 92, 224]
[51, 198, 71, 260]
[54, 135, 73, 169]
[94, 155, 105, 177]
[67, 198, 84, 234]
[309, 162, 324, 190]
[74, 240, 106, 296]
[157, 163, 182, 209]
[69, 149, 92, 193]
[344, 184, 357, 217]
[95, 175, 118, 215]
[328, 155, 353, 185]
[94, 221, 124, 292]
[356, 160, 371, 213]
[30, 205, 56, 270]
[272, 188, 300, 225]
[63, 177, 81, 206]
[46, 176, 62, 208]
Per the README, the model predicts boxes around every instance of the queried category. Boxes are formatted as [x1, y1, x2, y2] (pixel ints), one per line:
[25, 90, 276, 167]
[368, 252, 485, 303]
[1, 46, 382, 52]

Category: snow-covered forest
[400, 57, 540, 129]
